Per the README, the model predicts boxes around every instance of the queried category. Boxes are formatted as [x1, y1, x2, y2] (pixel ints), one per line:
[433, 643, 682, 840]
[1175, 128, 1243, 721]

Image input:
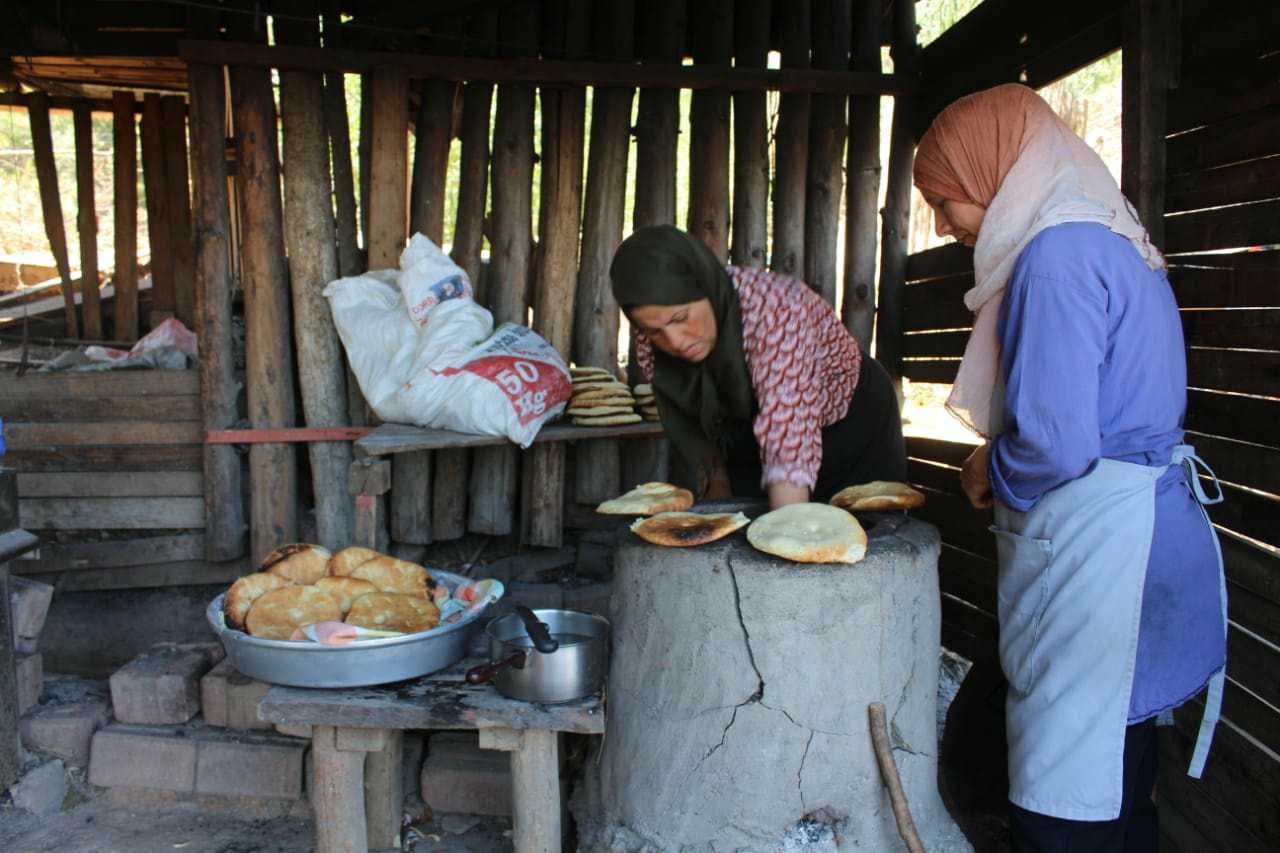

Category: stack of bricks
[10, 577, 53, 718]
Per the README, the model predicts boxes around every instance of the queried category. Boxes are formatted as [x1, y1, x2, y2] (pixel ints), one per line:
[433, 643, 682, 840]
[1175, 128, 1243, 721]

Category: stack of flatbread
[633, 383, 658, 421]
[567, 365, 641, 426]
[223, 544, 444, 640]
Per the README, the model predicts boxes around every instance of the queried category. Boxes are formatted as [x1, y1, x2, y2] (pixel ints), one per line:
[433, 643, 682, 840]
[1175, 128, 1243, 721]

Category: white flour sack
[324, 237, 571, 446]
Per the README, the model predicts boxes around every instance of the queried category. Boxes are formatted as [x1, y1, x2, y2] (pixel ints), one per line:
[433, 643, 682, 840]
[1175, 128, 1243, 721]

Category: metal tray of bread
[206, 569, 496, 688]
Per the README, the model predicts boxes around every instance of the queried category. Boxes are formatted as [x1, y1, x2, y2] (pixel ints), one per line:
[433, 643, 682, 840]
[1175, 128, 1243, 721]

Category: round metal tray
[206, 569, 498, 688]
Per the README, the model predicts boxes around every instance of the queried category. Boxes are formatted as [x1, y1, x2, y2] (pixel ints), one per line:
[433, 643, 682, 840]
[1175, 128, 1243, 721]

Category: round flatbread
[571, 381, 630, 396]
[244, 586, 343, 640]
[567, 404, 635, 417]
[830, 481, 926, 512]
[314, 576, 380, 615]
[746, 503, 868, 564]
[570, 366, 614, 378]
[346, 592, 441, 634]
[574, 413, 643, 426]
[261, 543, 332, 585]
[349, 556, 438, 598]
[327, 546, 383, 577]
[631, 511, 750, 547]
[632, 383, 652, 396]
[570, 396, 635, 410]
[634, 394, 655, 405]
[224, 572, 292, 631]
[572, 386, 635, 401]
[597, 481, 695, 516]
[642, 413, 661, 422]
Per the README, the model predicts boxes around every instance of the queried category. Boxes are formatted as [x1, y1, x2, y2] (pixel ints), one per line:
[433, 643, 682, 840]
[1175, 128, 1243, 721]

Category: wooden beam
[111, 90, 140, 341]
[731, 0, 770, 270]
[687, 0, 733, 262]
[178, 39, 914, 95]
[0, 92, 147, 114]
[160, 95, 196, 328]
[72, 103, 104, 340]
[366, 66, 410, 269]
[804, 0, 852, 307]
[842, 0, 883, 348]
[141, 93, 176, 323]
[20, 496, 205, 530]
[27, 91, 80, 338]
[771, 0, 811, 276]
[1121, 0, 1171, 248]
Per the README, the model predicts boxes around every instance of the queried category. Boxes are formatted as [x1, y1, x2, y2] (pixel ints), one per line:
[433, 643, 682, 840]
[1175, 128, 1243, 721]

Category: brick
[275, 722, 313, 739]
[335, 726, 386, 752]
[421, 732, 512, 816]
[16, 652, 43, 715]
[199, 659, 234, 727]
[110, 643, 222, 724]
[88, 725, 198, 792]
[195, 738, 306, 800]
[9, 577, 53, 654]
[9, 759, 67, 814]
[19, 697, 112, 766]
[201, 660, 271, 730]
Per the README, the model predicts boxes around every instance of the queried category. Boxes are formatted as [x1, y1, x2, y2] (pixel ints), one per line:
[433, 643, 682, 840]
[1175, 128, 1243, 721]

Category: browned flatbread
[746, 503, 867, 564]
[572, 387, 635, 404]
[345, 592, 441, 634]
[244, 586, 343, 640]
[630, 511, 750, 547]
[262, 543, 332, 585]
[570, 366, 614, 378]
[829, 481, 926, 512]
[327, 546, 383, 577]
[566, 404, 635, 417]
[574, 413, 642, 426]
[224, 572, 292, 631]
[314, 576, 380, 615]
[350, 556, 438, 598]
[596, 481, 694, 516]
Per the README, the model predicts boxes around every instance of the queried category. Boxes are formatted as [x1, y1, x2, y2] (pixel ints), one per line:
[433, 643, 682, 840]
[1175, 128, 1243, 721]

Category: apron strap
[1188, 668, 1225, 778]
[1172, 444, 1224, 505]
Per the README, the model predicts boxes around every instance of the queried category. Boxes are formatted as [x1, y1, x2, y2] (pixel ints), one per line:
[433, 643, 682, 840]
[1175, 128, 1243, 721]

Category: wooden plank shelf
[355, 420, 665, 457]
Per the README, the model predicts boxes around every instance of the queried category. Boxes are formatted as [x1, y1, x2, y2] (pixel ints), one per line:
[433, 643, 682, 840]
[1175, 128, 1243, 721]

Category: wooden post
[509, 729, 562, 853]
[771, 0, 812, 275]
[359, 73, 374, 256]
[189, 62, 248, 563]
[230, 57, 300, 565]
[874, 0, 918, 389]
[1122, 0, 1170, 249]
[732, 0, 771, 270]
[350, 458, 392, 552]
[437, 10, 497, 542]
[842, 0, 882, 348]
[112, 91, 140, 341]
[363, 728, 403, 849]
[470, 2, 539, 536]
[141, 93, 176, 324]
[277, 9, 357, 552]
[522, 0, 590, 547]
[572, 0, 636, 506]
[73, 104, 104, 340]
[27, 92, 80, 339]
[160, 95, 197, 329]
[366, 66, 410, 269]
[311, 725, 370, 853]
[805, 1, 851, 306]
[687, 0, 734, 262]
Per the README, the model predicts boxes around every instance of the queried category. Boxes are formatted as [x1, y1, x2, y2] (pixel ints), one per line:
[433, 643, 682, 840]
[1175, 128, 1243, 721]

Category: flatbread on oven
[630, 511, 749, 546]
[830, 481, 926, 512]
[746, 503, 867, 564]
[596, 482, 694, 516]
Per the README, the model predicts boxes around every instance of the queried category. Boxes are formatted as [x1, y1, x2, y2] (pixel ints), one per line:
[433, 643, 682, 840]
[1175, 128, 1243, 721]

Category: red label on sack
[448, 355, 571, 426]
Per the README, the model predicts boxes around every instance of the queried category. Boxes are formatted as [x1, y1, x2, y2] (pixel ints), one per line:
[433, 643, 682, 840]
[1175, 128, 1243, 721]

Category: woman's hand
[767, 482, 811, 509]
[960, 443, 994, 510]
[704, 455, 733, 500]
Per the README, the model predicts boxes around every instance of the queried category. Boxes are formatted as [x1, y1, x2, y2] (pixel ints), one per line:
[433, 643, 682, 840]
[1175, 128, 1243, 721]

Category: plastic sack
[84, 316, 199, 363]
[324, 235, 571, 447]
[399, 234, 474, 328]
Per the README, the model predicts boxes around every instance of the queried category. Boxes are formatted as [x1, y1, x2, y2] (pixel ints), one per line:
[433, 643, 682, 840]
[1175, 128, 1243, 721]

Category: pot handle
[465, 651, 527, 685]
[514, 605, 560, 654]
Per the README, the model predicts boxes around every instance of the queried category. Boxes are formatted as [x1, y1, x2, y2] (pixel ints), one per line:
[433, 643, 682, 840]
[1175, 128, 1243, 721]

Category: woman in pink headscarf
[914, 84, 1226, 852]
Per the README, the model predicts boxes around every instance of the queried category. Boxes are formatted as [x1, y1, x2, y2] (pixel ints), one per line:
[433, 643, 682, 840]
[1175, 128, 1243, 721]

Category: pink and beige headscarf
[913, 83, 1164, 437]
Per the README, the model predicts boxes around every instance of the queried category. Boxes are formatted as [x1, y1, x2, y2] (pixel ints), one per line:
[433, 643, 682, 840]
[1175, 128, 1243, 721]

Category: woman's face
[629, 299, 718, 363]
[928, 197, 987, 247]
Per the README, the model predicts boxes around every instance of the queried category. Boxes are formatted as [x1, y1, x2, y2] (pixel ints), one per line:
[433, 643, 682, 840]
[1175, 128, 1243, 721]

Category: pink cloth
[635, 266, 861, 489]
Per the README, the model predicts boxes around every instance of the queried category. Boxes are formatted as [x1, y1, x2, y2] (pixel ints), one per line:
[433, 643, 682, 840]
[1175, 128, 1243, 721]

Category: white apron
[992, 444, 1226, 821]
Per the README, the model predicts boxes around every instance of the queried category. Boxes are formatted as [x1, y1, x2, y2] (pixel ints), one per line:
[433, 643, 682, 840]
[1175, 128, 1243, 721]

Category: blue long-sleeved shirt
[988, 221, 1225, 722]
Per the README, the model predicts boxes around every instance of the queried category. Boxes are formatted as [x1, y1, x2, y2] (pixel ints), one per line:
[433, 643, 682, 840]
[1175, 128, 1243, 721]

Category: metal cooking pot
[466, 607, 610, 703]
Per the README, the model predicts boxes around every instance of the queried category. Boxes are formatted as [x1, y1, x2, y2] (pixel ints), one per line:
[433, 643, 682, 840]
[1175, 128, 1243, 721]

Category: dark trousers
[1010, 719, 1159, 853]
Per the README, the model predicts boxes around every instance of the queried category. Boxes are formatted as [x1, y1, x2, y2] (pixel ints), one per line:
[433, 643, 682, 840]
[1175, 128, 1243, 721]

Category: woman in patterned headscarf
[609, 224, 906, 509]
[915, 83, 1226, 852]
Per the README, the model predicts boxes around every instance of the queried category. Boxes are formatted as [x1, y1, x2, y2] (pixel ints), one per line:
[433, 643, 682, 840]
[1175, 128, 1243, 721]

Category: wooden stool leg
[348, 458, 391, 550]
[364, 729, 403, 849]
[510, 729, 561, 853]
[312, 725, 369, 853]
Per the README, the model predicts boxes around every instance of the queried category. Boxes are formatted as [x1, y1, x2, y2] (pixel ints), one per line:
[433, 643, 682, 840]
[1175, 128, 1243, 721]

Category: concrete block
[201, 660, 271, 730]
[335, 726, 386, 752]
[109, 643, 222, 725]
[19, 697, 112, 766]
[8, 758, 67, 814]
[275, 722, 313, 739]
[16, 652, 42, 715]
[199, 658, 234, 727]
[421, 732, 512, 816]
[88, 725, 198, 792]
[195, 738, 306, 800]
[9, 577, 53, 654]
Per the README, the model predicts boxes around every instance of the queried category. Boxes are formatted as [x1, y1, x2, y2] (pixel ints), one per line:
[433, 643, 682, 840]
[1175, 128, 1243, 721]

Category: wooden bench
[258, 660, 605, 853]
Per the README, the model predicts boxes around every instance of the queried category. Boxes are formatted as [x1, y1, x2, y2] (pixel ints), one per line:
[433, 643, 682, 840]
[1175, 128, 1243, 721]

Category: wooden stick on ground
[868, 701, 925, 853]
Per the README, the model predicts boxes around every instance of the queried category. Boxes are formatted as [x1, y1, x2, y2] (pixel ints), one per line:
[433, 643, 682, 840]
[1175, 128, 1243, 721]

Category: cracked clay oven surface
[573, 504, 971, 852]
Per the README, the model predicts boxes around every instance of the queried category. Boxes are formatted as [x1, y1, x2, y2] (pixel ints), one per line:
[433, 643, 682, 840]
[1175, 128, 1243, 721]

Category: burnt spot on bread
[259, 542, 311, 570]
[673, 520, 719, 542]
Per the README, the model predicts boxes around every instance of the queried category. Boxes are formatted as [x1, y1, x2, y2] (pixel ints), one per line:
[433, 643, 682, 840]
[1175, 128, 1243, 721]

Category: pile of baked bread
[565, 366, 658, 425]
[223, 545, 443, 640]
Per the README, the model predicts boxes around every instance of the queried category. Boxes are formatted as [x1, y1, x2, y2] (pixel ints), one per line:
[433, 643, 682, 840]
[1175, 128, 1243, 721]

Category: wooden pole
[842, 0, 882, 348]
[1121, 0, 1170, 249]
[366, 66, 410, 270]
[189, 61, 248, 563]
[732, 0, 771, 270]
[112, 91, 139, 341]
[277, 8, 356, 553]
[572, 0, 636, 506]
[141, 93, 176, 325]
[805, 0, 851, 306]
[687, 0, 734, 262]
[359, 73, 374, 257]
[72, 104, 103, 340]
[522, 0, 590, 547]
[470, 2, 539, 536]
[27, 92, 80, 339]
[230, 56, 300, 565]
[161, 95, 197, 329]
[875, 0, 919, 389]
[437, 10, 497, 542]
[771, 0, 812, 275]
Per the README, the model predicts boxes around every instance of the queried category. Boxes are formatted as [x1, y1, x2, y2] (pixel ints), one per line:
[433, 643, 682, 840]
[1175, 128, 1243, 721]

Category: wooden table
[353, 419, 664, 456]
[258, 659, 605, 853]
